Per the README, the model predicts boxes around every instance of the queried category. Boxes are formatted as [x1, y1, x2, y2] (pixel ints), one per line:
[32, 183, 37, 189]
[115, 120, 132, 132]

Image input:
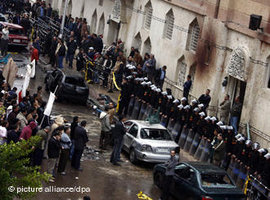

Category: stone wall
[51, 0, 270, 147]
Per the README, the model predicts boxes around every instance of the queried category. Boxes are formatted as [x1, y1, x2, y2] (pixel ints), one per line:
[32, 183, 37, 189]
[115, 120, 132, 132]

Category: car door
[124, 124, 138, 150]
[173, 164, 198, 199]
[51, 72, 63, 93]
[122, 121, 133, 150]
[47, 70, 57, 90]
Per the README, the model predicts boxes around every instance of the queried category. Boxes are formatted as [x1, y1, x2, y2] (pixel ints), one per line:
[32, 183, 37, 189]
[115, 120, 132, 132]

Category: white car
[122, 120, 179, 164]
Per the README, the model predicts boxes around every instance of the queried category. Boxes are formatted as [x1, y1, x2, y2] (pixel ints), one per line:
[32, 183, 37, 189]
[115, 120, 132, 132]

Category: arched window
[144, 1, 153, 30]
[163, 9, 174, 40]
[176, 57, 187, 87]
[186, 18, 200, 52]
[132, 32, 142, 50]
[98, 13, 105, 35]
[143, 37, 152, 55]
[91, 10, 97, 34]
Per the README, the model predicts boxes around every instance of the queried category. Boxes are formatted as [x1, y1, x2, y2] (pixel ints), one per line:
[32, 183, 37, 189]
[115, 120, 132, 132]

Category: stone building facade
[50, 0, 270, 147]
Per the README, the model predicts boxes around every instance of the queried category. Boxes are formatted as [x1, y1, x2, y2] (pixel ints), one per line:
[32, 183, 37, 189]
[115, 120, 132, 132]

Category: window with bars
[176, 58, 187, 87]
[189, 64, 196, 91]
[163, 10, 174, 40]
[91, 10, 97, 34]
[144, 2, 153, 30]
[98, 14, 105, 35]
[99, 0, 103, 6]
[133, 33, 142, 50]
[143, 38, 152, 55]
[186, 19, 200, 52]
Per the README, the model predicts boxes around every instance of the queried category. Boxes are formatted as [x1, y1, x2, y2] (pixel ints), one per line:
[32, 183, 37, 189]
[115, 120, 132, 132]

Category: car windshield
[201, 173, 235, 188]
[9, 28, 24, 35]
[0, 17, 6, 22]
[65, 77, 85, 87]
[140, 128, 172, 140]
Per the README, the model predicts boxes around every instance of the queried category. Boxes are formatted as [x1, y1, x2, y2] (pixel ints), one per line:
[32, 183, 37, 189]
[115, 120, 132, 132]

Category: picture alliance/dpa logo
[8, 186, 91, 194]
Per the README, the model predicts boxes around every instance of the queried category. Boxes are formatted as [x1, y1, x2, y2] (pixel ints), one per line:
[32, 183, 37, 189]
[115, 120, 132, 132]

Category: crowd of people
[0, 1, 269, 199]
[0, 75, 91, 184]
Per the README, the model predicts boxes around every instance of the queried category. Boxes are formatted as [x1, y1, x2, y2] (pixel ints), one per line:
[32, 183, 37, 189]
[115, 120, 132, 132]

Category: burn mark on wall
[196, 23, 215, 74]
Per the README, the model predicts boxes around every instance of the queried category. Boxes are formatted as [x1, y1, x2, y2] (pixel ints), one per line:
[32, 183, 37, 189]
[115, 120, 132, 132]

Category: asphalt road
[10, 52, 195, 200]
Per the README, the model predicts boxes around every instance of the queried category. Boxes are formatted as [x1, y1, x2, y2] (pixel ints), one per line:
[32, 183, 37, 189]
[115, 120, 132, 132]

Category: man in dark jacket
[12, 13, 21, 24]
[47, 131, 62, 182]
[230, 96, 242, 134]
[117, 78, 130, 116]
[160, 150, 178, 200]
[49, 36, 58, 67]
[71, 121, 88, 171]
[110, 115, 126, 166]
[66, 36, 77, 68]
[33, 126, 50, 166]
[70, 116, 79, 159]
[20, 14, 31, 35]
[183, 75, 192, 100]
[198, 89, 211, 110]
[155, 65, 166, 89]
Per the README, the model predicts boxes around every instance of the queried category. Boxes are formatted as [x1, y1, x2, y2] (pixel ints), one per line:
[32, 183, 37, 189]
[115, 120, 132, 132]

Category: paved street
[8, 53, 195, 200]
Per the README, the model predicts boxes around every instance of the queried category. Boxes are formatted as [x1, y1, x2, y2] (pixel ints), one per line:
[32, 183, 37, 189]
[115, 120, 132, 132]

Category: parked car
[45, 69, 89, 105]
[122, 120, 179, 164]
[153, 162, 246, 200]
[0, 13, 7, 22]
[0, 22, 28, 47]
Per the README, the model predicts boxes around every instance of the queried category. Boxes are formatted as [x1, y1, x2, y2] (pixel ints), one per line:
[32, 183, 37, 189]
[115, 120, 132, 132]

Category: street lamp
[59, 0, 68, 37]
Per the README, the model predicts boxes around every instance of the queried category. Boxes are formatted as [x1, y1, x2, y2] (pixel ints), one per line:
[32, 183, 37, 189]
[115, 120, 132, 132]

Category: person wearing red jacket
[31, 46, 39, 63]
[19, 121, 37, 140]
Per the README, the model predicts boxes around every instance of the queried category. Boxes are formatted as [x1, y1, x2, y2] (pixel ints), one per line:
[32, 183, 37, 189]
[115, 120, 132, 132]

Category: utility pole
[60, 0, 68, 37]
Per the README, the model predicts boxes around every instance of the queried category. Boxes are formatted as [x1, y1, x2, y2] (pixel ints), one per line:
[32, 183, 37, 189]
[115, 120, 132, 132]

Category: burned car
[45, 69, 89, 104]
[153, 162, 246, 200]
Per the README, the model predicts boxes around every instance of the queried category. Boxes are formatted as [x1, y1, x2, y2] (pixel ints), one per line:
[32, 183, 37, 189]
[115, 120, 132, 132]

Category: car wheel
[129, 148, 138, 164]
[154, 172, 163, 189]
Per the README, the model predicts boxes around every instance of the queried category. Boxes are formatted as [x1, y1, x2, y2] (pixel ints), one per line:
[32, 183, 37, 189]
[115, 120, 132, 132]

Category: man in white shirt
[1, 25, 9, 57]
[0, 121, 8, 145]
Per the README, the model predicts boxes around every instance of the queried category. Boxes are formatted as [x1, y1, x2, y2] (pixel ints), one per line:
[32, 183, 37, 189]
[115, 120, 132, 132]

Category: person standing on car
[160, 150, 178, 200]
[1, 25, 9, 57]
[55, 38, 66, 69]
